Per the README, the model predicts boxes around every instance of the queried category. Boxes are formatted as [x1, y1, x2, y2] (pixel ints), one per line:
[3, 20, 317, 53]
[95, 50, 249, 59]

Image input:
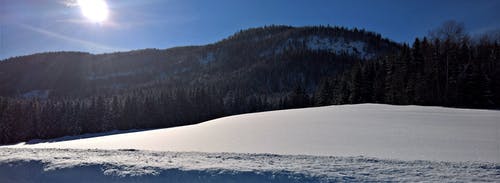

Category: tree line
[314, 37, 499, 108]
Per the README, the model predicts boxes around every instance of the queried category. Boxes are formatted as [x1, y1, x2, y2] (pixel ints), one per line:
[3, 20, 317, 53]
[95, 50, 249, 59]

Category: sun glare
[77, 0, 109, 23]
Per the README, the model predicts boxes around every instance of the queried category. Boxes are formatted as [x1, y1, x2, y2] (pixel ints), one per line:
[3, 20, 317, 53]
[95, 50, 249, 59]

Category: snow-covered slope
[278, 36, 375, 59]
[2, 104, 500, 182]
[6, 104, 500, 163]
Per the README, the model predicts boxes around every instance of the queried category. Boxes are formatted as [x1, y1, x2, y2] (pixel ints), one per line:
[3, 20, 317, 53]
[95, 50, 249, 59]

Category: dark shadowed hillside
[0, 25, 397, 98]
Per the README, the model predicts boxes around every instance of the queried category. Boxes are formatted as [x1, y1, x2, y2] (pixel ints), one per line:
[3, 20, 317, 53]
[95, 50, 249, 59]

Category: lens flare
[77, 0, 109, 23]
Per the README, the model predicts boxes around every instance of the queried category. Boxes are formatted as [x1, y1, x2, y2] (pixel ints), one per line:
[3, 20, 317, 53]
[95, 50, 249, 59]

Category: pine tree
[290, 85, 309, 108]
[350, 64, 363, 103]
[315, 79, 333, 106]
[411, 38, 426, 104]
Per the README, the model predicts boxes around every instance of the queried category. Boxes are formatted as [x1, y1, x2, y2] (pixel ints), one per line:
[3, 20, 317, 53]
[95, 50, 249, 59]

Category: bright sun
[77, 0, 109, 23]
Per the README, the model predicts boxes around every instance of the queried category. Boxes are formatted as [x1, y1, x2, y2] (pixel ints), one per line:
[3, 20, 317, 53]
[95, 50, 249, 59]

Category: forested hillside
[316, 37, 499, 108]
[0, 24, 498, 144]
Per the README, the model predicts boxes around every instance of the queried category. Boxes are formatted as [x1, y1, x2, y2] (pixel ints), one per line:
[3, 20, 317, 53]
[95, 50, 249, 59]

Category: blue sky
[0, 0, 499, 60]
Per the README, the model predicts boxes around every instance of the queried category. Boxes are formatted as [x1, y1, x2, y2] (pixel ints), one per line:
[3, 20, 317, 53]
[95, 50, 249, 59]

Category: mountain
[1, 25, 499, 145]
[0, 25, 398, 98]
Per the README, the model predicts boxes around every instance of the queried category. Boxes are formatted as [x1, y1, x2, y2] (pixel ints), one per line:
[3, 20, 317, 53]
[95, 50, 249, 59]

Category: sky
[0, 0, 499, 60]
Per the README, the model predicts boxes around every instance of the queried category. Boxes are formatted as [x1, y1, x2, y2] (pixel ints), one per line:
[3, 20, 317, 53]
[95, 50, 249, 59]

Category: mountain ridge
[0, 25, 398, 98]
[1, 25, 396, 61]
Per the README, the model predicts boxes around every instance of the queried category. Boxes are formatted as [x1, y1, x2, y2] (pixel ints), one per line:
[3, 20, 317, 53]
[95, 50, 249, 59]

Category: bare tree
[478, 29, 500, 44]
[428, 20, 469, 43]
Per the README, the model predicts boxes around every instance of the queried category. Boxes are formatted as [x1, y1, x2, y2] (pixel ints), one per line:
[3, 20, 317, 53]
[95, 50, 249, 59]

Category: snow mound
[1, 148, 499, 182]
[7, 104, 500, 163]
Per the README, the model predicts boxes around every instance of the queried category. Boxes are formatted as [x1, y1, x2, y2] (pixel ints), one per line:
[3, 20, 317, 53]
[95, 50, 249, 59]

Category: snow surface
[1, 148, 499, 182]
[199, 52, 215, 64]
[1, 104, 500, 182]
[6, 104, 500, 163]
[87, 71, 136, 80]
[305, 36, 369, 57]
[21, 90, 50, 99]
[273, 36, 375, 59]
